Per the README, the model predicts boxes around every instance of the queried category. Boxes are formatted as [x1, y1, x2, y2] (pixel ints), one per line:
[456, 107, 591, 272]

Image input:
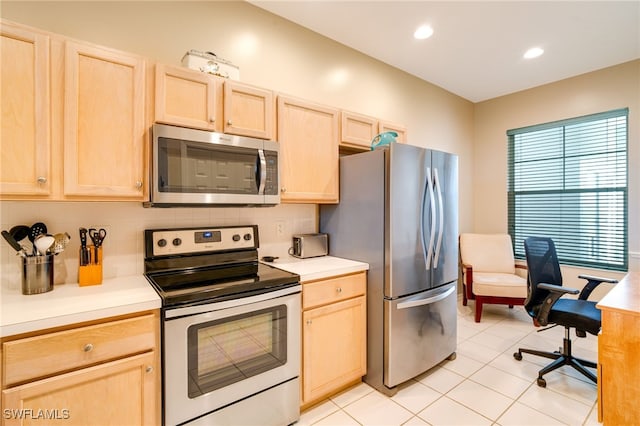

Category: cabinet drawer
[303, 272, 366, 310]
[3, 313, 156, 386]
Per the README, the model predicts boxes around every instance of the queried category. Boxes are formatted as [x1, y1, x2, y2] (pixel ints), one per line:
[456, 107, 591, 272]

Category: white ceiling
[249, 1, 640, 102]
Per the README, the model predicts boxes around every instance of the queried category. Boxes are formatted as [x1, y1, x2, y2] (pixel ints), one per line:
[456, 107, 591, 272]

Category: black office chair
[513, 237, 617, 387]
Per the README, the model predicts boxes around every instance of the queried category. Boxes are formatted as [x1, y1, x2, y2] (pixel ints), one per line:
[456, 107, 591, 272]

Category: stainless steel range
[144, 225, 301, 426]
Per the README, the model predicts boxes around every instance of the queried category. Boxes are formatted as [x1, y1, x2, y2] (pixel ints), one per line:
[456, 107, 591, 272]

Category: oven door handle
[164, 284, 301, 319]
[257, 149, 267, 195]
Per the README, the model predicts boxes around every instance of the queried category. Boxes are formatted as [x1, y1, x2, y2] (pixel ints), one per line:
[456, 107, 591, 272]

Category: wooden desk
[596, 272, 640, 424]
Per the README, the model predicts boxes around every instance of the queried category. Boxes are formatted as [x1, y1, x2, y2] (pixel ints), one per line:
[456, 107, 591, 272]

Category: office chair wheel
[537, 377, 546, 388]
[513, 352, 523, 361]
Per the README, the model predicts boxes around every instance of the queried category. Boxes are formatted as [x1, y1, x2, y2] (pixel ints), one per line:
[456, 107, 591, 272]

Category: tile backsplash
[0, 201, 317, 290]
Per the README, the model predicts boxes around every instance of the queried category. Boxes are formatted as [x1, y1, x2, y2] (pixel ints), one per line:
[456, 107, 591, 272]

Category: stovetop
[145, 261, 299, 307]
[143, 225, 299, 308]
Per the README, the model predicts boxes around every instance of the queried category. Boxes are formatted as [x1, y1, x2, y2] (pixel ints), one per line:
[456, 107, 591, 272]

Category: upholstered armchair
[459, 233, 527, 322]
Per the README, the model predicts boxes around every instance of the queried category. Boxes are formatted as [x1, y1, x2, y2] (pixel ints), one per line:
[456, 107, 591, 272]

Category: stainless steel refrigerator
[320, 143, 458, 396]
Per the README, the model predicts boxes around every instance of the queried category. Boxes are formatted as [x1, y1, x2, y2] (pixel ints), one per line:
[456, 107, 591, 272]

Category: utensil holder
[22, 255, 54, 295]
[78, 245, 103, 286]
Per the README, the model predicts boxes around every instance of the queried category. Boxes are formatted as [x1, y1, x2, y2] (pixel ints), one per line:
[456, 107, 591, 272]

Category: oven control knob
[172, 238, 182, 246]
[157, 239, 167, 248]
[232, 234, 241, 242]
[243, 233, 252, 241]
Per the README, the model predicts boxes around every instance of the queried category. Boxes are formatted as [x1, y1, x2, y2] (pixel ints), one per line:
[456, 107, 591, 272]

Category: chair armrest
[535, 283, 579, 326]
[577, 274, 619, 300]
[461, 263, 474, 299]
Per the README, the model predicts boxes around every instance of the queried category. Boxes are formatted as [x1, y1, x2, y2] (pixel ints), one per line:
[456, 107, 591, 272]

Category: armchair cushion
[460, 233, 517, 274]
[473, 272, 527, 298]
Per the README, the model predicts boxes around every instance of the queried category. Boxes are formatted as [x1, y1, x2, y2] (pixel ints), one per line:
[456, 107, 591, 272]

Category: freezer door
[387, 144, 431, 298]
[384, 282, 457, 388]
[431, 150, 459, 286]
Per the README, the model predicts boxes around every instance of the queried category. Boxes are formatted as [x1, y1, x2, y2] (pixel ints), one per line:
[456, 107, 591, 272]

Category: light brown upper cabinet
[277, 95, 339, 204]
[340, 111, 379, 150]
[63, 40, 147, 199]
[379, 120, 407, 143]
[340, 111, 407, 151]
[223, 81, 275, 140]
[155, 63, 223, 132]
[0, 22, 51, 196]
[0, 20, 148, 201]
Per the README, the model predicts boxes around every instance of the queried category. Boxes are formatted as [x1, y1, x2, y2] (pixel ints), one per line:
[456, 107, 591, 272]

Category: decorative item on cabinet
[181, 49, 240, 80]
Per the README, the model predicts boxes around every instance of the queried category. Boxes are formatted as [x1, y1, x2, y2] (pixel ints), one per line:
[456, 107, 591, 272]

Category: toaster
[291, 233, 328, 258]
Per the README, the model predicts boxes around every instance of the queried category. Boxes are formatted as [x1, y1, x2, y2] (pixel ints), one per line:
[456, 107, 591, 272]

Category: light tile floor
[299, 298, 600, 426]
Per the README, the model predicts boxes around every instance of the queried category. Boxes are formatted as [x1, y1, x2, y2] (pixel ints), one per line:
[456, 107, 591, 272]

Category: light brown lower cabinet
[301, 272, 367, 409]
[1, 311, 160, 426]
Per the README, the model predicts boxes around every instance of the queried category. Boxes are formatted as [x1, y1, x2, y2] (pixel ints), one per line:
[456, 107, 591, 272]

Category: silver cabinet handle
[209, 117, 216, 123]
[145, 365, 153, 373]
[281, 187, 287, 193]
[337, 287, 342, 293]
[135, 181, 143, 189]
[226, 120, 233, 126]
[306, 320, 312, 325]
[37, 176, 47, 184]
[83, 343, 94, 352]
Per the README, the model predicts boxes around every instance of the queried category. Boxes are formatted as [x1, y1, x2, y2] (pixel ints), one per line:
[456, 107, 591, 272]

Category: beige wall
[0, 1, 475, 284]
[0, 1, 474, 228]
[473, 60, 640, 273]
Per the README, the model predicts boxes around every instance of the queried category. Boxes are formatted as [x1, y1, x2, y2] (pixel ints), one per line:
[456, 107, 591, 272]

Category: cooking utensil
[28, 222, 48, 255]
[34, 234, 55, 256]
[9, 225, 30, 243]
[51, 232, 71, 255]
[2, 230, 27, 257]
[79, 227, 90, 266]
[88, 228, 107, 247]
[261, 256, 279, 262]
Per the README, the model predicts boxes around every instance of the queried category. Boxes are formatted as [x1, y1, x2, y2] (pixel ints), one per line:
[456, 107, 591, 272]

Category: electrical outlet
[276, 221, 285, 237]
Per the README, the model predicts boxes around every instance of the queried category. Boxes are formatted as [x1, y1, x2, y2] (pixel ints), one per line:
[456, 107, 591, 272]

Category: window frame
[507, 108, 628, 272]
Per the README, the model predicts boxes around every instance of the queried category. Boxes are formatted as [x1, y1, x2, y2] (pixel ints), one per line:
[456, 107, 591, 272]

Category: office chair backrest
[523, 237, 563, 315]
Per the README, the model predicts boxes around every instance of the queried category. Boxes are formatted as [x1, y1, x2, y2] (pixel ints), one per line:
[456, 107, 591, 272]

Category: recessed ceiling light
[524, 47, 544, 59]
[414, 25, 434, 40]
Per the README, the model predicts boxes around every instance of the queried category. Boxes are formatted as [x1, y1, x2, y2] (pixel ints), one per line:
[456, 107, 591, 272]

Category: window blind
[507, 108, 628, 271]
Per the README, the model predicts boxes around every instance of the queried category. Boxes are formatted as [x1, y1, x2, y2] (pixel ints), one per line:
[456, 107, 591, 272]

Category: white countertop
[264, 255, 369, 282]
[0, 275, 161, 338]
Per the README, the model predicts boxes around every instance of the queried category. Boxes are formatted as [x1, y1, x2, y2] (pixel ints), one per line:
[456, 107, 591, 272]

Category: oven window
[187, 305, 287, 398]
[158, 137, 258, 194]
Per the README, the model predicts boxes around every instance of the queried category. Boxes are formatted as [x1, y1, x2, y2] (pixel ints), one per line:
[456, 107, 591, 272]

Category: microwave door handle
[257, 149, 267, 195]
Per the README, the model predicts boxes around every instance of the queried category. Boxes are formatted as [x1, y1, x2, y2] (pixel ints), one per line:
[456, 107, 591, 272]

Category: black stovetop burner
[143, 225, 299, 308]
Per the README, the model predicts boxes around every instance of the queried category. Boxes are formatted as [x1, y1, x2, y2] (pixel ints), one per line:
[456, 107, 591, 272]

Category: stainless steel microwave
[145, 124, 280, 207]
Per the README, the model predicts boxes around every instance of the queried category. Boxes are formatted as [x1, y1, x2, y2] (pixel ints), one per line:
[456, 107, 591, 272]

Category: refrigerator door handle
[433, 168, 444, 268]
[421, 167, 436, 271]
[420, 168, 429, 269]
[396, 285, 456, 310]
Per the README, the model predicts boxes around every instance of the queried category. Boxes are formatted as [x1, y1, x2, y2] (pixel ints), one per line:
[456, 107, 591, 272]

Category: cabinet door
[223, 81, 274, 140]
[277, 95, 339, 203]
[340, 111, 378, 150]
[379, 120, 407, 143]
[155, 64, 222, 131]
[2, 352, 157, 426]
[0, 23, 51, 196]
[302, 295, 366, 405]
[63, 41, 146, 199]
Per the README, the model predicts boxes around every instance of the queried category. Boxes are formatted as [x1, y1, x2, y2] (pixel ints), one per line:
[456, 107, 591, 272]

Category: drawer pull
[146, 365, 154, 373]
[306, 320, 312, 325]
[337, 287, 343, 293]
[83, 343, 94, 352]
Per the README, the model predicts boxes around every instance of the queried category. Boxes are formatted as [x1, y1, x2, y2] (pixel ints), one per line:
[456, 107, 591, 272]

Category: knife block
[78, 246, 103, 286]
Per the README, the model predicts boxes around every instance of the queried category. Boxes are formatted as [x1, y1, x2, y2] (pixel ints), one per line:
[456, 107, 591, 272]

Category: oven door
[163, 285, 301, 426]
